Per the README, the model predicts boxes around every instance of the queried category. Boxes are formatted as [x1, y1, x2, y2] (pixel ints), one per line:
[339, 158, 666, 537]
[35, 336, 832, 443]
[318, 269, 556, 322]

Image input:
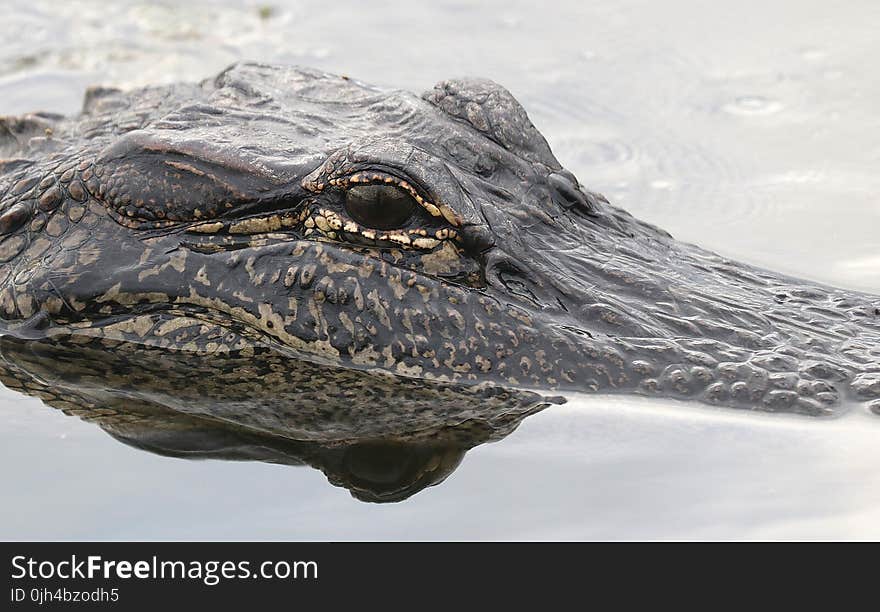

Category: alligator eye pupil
[344, 184, 416, 230]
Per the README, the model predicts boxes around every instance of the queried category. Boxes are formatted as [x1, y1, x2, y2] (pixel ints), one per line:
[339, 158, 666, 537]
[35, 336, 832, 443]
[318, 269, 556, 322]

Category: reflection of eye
[344, 184, 417, 230]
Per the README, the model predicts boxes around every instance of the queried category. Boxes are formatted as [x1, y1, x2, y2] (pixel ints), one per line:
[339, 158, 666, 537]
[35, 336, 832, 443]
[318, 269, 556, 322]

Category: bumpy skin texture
[1, 63, 879, 417]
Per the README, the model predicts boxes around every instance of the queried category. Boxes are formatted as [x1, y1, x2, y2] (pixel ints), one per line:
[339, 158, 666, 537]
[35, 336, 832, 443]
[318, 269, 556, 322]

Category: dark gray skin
[1, 62, 879, 416]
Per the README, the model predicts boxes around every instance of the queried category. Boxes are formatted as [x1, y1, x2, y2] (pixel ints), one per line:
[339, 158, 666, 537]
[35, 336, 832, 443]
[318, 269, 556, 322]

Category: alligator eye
[344, 184, 416, 230]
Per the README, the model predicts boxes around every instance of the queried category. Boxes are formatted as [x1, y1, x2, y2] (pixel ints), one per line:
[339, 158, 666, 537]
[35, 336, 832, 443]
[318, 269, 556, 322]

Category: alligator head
[1, 62, 878, 416]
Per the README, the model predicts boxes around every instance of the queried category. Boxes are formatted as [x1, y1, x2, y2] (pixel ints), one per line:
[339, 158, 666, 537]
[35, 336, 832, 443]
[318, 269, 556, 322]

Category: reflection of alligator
[0, 62, 878, 416]
[0, 334, 555, 502]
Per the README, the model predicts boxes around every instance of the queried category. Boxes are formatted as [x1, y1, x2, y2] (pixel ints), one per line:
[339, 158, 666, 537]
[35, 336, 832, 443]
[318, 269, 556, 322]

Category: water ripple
[722, 96, 785, 117]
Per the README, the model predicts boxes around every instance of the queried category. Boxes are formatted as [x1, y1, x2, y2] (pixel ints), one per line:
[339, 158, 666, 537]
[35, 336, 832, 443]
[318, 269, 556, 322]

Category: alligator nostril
[548, 172, 594, 215]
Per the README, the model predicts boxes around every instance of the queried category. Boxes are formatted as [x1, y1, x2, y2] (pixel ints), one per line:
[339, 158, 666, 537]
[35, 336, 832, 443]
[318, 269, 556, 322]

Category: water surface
[1, 0, 878, 539]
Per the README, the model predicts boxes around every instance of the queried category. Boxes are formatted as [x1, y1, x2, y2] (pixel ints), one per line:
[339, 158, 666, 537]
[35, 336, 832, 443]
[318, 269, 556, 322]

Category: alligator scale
[1, 63, 879, 484]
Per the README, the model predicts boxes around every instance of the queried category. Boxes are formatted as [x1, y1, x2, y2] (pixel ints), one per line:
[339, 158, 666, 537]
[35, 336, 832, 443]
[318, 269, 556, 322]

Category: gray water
[1, 0, 878, 540]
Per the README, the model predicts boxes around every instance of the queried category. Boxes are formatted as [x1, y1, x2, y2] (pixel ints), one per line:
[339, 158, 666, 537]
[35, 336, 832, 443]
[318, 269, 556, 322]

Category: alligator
[0, 333, 551, 502]
[1, 62, 879, 421]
